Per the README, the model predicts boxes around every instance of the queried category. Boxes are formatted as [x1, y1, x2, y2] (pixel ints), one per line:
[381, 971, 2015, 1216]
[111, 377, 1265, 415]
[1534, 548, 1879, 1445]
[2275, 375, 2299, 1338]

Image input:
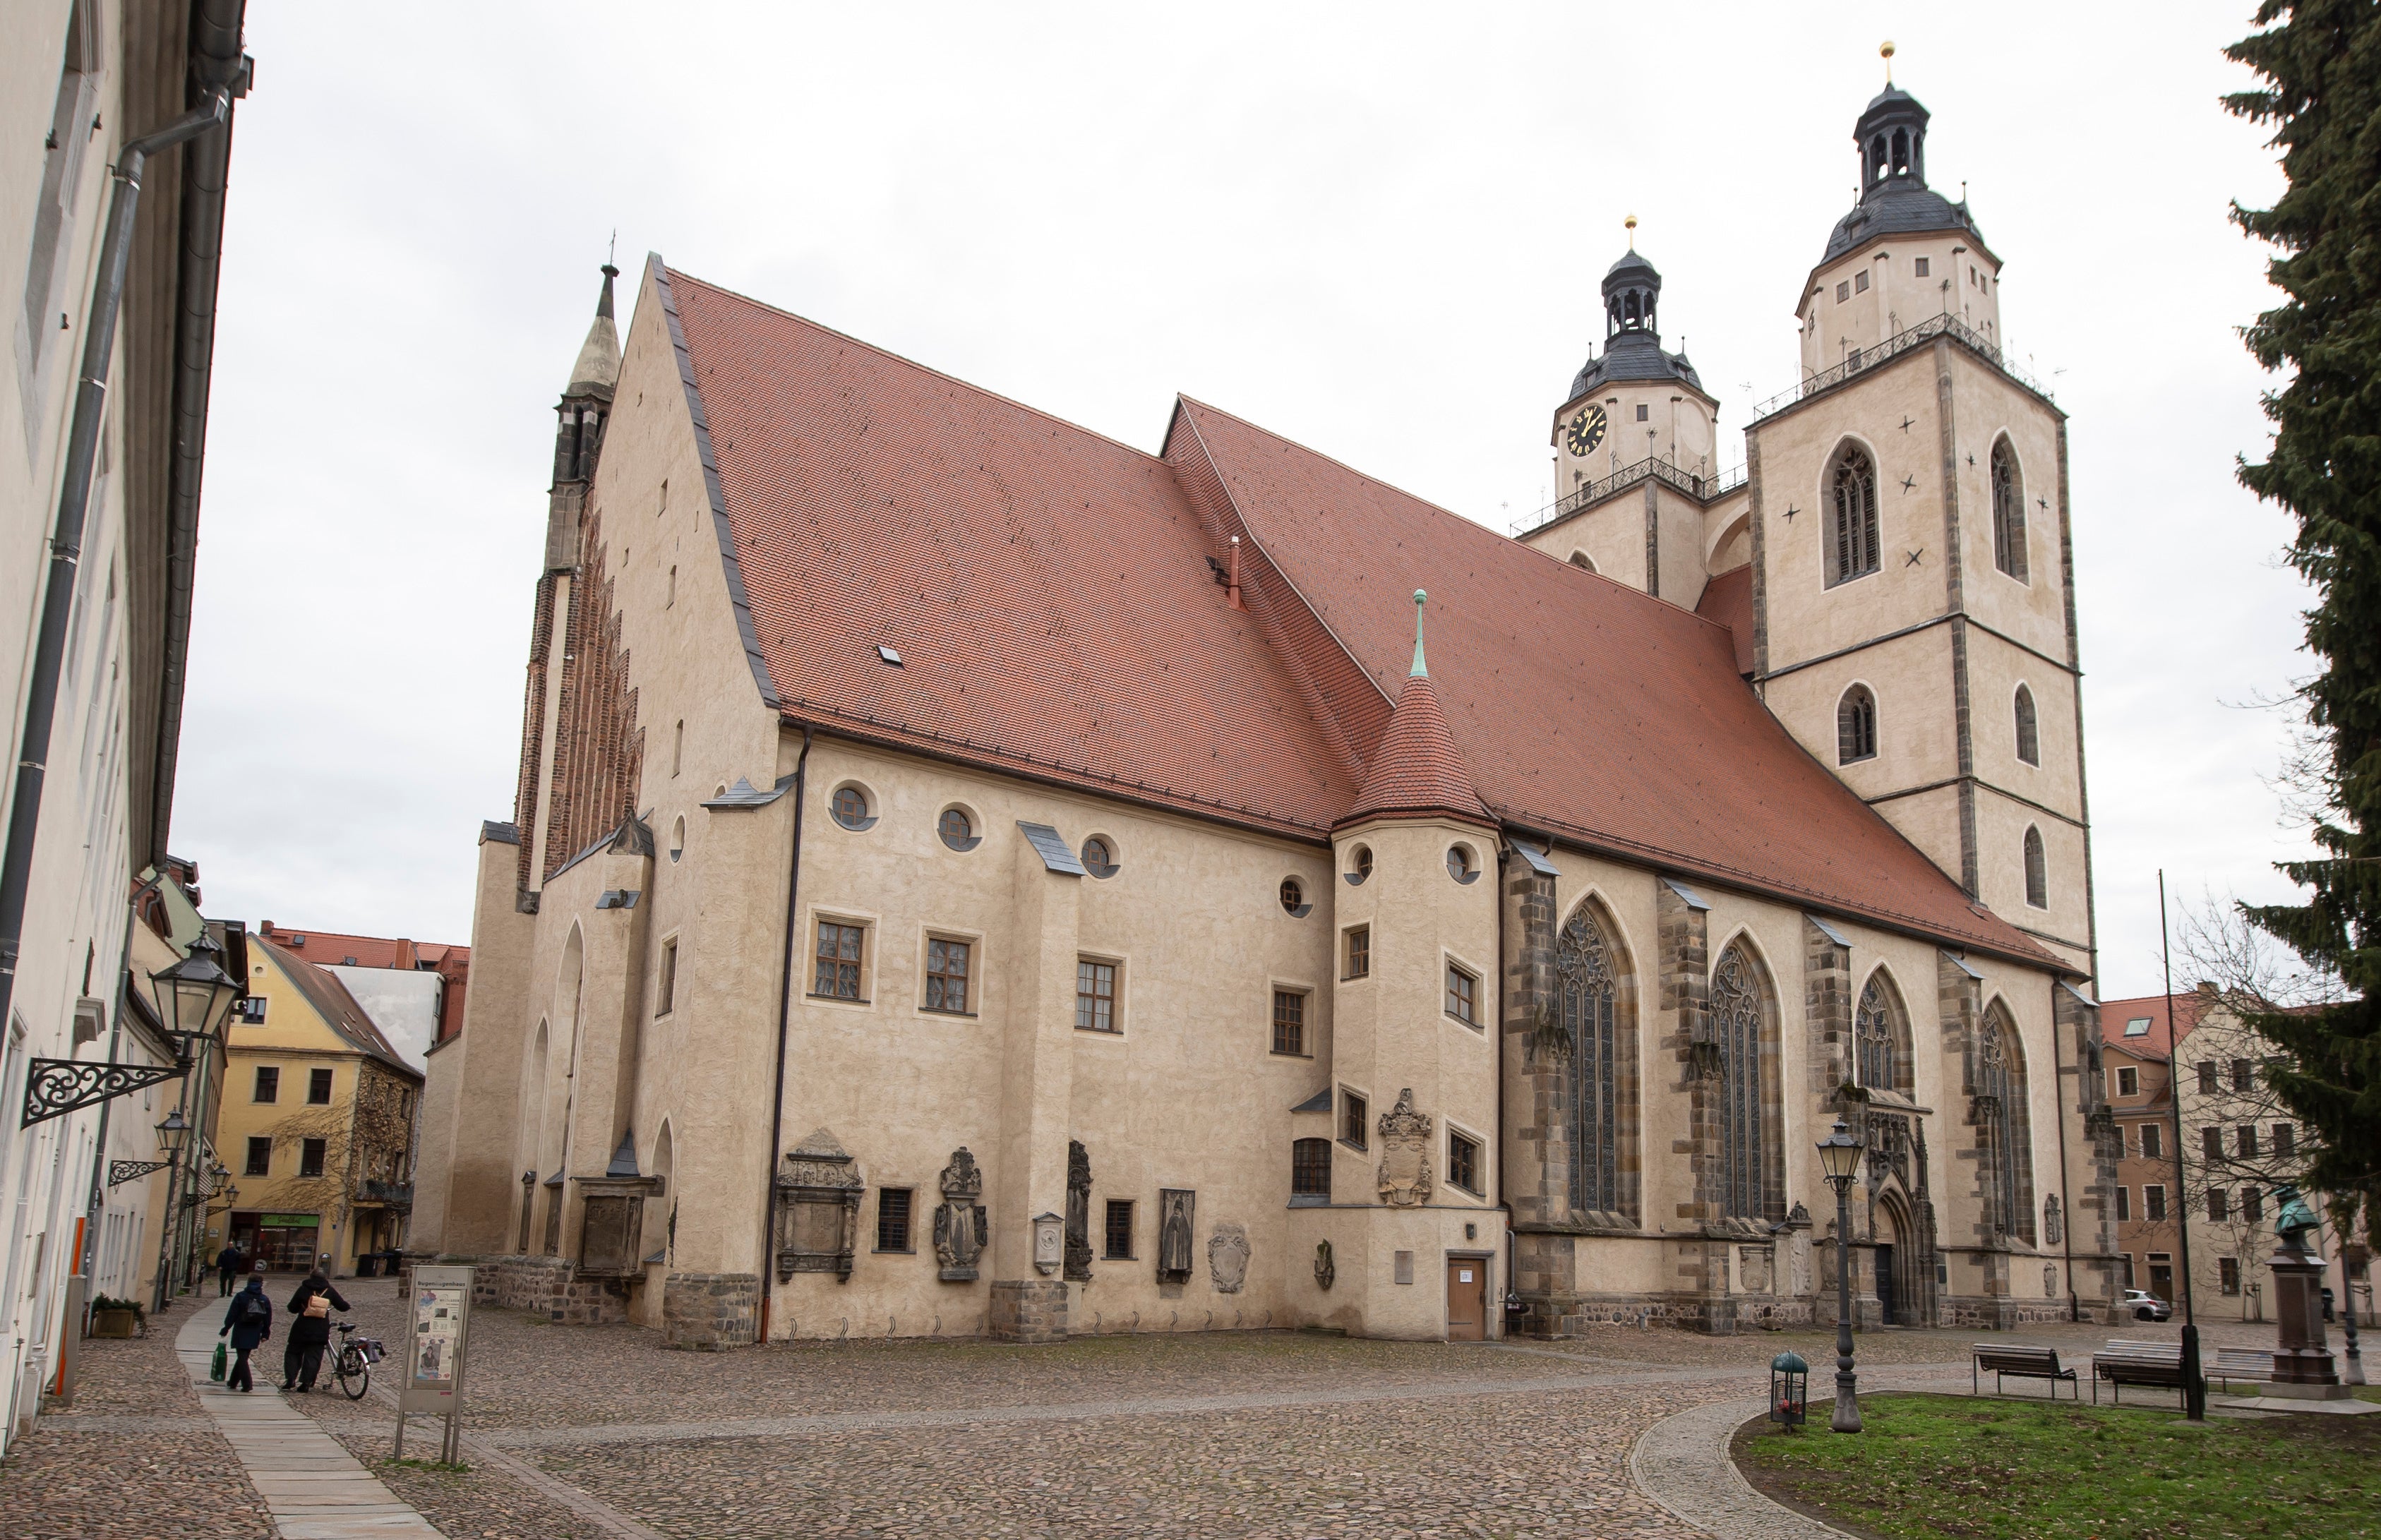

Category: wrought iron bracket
[21, 1057, 190, 1129]
[108, 1158, 173, 1186]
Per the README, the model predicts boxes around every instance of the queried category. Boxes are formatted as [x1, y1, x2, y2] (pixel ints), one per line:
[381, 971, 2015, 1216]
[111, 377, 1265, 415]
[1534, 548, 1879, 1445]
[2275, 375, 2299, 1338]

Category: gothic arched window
[2023, 826, 2048, 909]
[2014, 685, 2039, 766]
[1977, 1006, 2036, 1242]
[1854, 973, 1907, 1093]
[1828, 444, 1880, 586]
[1557, 904, 1620, 1215]
[1710, 944, 1768, 1220]
[1837, 684, 1878, 764]
[1991, 438, 2029, 582]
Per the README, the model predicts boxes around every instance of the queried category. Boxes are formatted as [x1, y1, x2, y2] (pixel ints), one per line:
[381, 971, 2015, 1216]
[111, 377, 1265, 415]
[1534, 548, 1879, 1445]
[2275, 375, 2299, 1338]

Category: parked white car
[2121, 1289, 2173, 1322]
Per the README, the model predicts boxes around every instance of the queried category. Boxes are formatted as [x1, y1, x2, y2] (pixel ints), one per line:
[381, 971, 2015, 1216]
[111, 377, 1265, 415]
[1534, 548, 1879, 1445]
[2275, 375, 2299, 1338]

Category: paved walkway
[174, 1307, 442, 1539]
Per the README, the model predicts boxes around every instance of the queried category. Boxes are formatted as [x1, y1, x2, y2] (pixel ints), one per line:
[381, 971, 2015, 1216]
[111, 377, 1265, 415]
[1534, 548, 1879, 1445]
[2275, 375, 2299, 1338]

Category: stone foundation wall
[988, 1279, 1069, 1344]
[664, 1272, 757, 1350]
[1938, 1292, 2075, 1330]
[1512, 1290, 1820, 1337]
[403, 1254, 630, 1324]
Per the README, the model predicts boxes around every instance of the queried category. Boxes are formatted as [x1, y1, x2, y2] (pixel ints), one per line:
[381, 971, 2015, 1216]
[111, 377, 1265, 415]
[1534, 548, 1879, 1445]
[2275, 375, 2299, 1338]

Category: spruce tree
[2224, 0, 2381, 1245]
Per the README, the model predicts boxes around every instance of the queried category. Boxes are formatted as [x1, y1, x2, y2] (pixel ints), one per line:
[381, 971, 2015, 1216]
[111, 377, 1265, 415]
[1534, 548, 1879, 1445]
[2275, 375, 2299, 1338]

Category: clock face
[1566, 404, 1607, 457]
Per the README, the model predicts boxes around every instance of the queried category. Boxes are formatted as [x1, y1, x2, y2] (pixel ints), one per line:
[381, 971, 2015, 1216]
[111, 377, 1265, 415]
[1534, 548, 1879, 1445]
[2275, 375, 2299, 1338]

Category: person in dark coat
[218, 1275, 271, 1392]
[215, 1244, 243, 1296]
[282, 1269, 350, 1392]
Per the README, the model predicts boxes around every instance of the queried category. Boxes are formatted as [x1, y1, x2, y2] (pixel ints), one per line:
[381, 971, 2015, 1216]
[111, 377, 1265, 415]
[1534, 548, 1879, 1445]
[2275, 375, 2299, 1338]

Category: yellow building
[215, 938, 423, 1275]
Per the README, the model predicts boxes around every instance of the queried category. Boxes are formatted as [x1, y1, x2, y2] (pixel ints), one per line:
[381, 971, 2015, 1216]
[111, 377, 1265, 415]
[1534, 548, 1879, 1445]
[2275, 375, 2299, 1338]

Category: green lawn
[1734, 1393, 2381, 1539]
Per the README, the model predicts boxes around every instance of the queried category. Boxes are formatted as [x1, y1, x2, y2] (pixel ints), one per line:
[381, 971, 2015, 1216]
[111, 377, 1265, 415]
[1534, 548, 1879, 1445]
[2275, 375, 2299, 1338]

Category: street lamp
[155, 1109, 188, 1159]
[1817, 1115, 1866, 1433]
[148, 929, 243, 1042]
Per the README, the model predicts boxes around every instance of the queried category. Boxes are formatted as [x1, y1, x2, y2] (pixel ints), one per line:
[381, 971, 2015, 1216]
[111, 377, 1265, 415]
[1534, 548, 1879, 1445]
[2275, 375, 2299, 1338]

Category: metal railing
[358, 1179, 414, 1207]
[1749, 311, 2053, 423]
[1512, 457, 1746, 538]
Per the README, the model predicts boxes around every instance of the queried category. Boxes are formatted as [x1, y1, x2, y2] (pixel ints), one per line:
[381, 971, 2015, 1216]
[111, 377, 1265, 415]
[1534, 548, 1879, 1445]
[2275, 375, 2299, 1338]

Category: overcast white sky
[172, 1, 2310, 999]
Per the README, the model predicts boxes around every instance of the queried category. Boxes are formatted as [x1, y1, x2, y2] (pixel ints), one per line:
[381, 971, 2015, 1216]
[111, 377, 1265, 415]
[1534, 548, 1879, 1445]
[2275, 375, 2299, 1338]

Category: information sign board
[400, 1265, 474, 1420]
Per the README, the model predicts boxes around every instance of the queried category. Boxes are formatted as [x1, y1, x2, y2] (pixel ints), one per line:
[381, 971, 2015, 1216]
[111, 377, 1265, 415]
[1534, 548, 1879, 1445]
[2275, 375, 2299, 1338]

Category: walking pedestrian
[281, 1268, 350, 1392]
[218, 1275, 271, 1393]
[215, 1242, 243, 1296]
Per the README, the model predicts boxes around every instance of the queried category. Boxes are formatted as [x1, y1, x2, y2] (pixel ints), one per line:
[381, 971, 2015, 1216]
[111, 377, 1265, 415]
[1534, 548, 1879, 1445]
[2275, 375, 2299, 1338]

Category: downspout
[0, 80, 237, 1037]
[756, 725, 814, 1344]
[2050, 977, 2077, 1322]
[1494, 841, 1511, 1339]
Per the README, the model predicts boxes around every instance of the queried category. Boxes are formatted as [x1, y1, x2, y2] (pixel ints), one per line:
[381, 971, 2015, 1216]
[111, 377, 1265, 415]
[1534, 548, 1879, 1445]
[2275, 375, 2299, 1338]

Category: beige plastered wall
[1799, 234, 2004, 371]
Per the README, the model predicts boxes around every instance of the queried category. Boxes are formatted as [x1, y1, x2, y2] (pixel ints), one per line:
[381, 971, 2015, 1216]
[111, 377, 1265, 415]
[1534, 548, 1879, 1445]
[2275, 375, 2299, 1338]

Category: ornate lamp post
[145, 933, 242, 1307]
[1817, 1116, 1866, 1433]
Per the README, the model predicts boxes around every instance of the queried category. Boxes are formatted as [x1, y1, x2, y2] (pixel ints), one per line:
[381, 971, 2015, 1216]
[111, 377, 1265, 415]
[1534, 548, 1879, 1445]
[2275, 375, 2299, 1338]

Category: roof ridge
[666, 267, 1170, 469]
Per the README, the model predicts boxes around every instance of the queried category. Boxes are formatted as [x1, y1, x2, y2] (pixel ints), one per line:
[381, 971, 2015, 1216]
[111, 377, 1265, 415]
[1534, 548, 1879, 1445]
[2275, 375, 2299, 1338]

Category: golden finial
[1624, 213, 1638, 248]
[1881, 40, 1895, 83]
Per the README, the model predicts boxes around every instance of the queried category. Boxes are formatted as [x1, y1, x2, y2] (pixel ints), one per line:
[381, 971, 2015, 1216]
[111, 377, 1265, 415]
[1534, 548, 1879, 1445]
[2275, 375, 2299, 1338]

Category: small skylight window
[2124, 1017, 2152, 1037]
[876, 645, 902, 666]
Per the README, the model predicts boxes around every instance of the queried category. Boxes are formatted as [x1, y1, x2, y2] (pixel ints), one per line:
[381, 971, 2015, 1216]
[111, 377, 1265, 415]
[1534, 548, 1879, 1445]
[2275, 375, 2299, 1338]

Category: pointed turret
[565, 263, 622, 400]
[1338, 591, 1491, 829]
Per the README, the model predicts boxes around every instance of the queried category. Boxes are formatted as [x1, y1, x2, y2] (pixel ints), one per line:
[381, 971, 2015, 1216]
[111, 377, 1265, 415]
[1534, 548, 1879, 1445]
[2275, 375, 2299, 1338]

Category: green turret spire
[1410, 589, 1428, 678]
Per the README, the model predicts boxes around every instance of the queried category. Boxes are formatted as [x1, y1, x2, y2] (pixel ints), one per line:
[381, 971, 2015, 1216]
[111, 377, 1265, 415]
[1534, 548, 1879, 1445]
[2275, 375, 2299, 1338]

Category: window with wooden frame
[2143, 1184, 2166, 1222]
[2115, 1065, 2139, 1097]
[2196, 1061, 2219, 1095]
[812, 919, 868, 1001]
[2236, 1124, 2259, 1158]
[2207, 1188, 2229, 1222]
[1343, 925, 1370, 980]
[253, 1066, 279, 1103]
[1447, 1129, 1482, 1196]
[2274, 1122, 2294, 1156]
[1445, 961, 1478, 1026]
[299, 1138, 328, 1179]
[2115, 1185, 2131, 1220]
[2202, 1126, 2222, 1162]
[307, 1067, 333, 1105]
[2231, 1058, 2255, 1092]
[244, 1136, 271, 1177]
[1837, 685, 1878, 764]
[2140, 1122, 2161, 1160]
[875, 1188, 913, 1252]
[924, 937, 972, 1014]
[1271, 989, 1307, 1056]
[1290, 1137, 1331, 1198]
[2219, 1257, 2241, 1295]
[2243, 1186, 2264, 1222]
[1075, 958, 1117, 1033]
[1103, 1199, 1134, 1259]
[1341, 1089, 1369, 1150]
[656, 936, 678, 1016]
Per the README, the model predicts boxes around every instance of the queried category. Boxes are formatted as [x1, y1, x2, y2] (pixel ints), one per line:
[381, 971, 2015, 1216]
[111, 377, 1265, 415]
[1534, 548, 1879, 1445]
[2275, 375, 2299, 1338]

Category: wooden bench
[2213, 1347, 2274, 1392]
[2092, 1339, 2186, 1405]
[1972, 1343, 2079, 1400]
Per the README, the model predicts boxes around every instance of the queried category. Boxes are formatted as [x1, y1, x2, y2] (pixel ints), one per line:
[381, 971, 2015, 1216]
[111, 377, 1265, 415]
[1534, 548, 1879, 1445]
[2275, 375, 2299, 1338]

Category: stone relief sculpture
[1207, 1223, 1250, 1293]
[773, 1128, 863, 1282]
[2044, 1263, 2061, 1299]
[932, 1147, 989, 1282]
[1156, 1189, 1195, 1283]
[2042, 1193, 2063, 1247]
[1375, 1088, 1434, 1206]
[1314, 1239, 1336, 1290]
[1064, 1141, 1093, 1282]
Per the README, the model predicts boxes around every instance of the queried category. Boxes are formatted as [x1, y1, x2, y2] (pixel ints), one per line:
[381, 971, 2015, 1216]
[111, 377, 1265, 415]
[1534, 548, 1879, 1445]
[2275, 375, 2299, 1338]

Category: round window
[1279, 877, 1304, 914]
[1446, 844, 1475, 882]
[939, 807, 973, 850]
[1348, 846, 1374, 884]
[1082, 836, 1116, 877]
[830, 785, 871, 829]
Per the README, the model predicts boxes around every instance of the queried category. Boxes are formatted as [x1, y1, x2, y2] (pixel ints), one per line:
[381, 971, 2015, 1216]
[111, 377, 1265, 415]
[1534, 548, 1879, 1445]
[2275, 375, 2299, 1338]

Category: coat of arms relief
[1376, 1088, 1433, 1206]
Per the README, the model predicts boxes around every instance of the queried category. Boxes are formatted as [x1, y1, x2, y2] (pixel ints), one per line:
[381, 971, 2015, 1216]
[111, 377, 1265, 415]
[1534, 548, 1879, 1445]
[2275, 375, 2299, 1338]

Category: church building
[411, 83, 2120, 1347]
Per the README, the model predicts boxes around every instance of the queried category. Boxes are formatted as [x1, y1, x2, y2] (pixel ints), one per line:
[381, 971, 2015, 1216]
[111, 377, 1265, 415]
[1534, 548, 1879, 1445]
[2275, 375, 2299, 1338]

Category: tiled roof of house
[258, 937, 424, 1082]
[2097, 990, 2212, 1060]
[1694, 565, 1756, 675]
[666, 266, 2058, 968]
[256, 922, 467, 973]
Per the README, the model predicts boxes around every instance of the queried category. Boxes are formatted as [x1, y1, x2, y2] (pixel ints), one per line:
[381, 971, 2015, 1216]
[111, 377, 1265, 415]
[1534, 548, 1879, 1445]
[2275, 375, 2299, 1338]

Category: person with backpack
[218, 1275, 271, 1392]
[282, 1268, 350, 1392]
[215, 1243, 244, 1296]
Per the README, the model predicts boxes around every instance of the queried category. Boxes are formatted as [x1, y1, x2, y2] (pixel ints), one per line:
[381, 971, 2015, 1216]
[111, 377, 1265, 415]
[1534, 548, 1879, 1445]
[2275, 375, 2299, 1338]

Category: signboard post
[395, 1264, 474, 1464]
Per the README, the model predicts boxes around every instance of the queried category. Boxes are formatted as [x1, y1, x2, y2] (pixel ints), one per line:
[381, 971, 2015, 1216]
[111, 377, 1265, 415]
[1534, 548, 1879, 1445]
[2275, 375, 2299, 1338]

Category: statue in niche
[1314, 1239, 1336, 1290]
[1376, 1088, 1434, 1207]
[1064, 1141, 1093, 1282]
[933, 1147, 988, 1282]
[1208, 1223, 1250, 1293]
[2042, 1193, 2063, 1247]
[1156, 1189, 1195, 1283]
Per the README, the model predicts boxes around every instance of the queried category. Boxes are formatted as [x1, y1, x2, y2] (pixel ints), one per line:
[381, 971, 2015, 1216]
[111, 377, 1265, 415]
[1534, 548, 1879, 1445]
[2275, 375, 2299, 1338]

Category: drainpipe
[756, 725, 814, 1344]
[2049, 976, 2078, 1323]
[0, 79, 238, 1040]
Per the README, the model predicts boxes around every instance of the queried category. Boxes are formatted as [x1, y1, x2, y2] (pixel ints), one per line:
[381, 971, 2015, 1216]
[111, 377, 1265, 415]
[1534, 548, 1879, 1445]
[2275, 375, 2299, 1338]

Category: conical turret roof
[1337, 593, 1491, 830]
[565, 263, 623, 399]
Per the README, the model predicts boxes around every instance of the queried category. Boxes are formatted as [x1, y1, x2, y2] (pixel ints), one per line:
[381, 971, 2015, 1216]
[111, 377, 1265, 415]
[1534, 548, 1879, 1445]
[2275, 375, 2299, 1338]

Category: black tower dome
[1565, 245, 1702, 403]
[1821, 85, 1982, 263]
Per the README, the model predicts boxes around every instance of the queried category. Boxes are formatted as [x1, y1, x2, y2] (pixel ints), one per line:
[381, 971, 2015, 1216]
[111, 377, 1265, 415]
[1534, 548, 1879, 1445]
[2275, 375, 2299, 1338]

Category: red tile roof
[666, 266, 2059, 968]
[2097, 991, 2212, 1061]
[1338, 668, 1492, 831]
[1695, 565, 1756, 675]
[666, 270, 1360, 838]
[256, 922, 467, 973]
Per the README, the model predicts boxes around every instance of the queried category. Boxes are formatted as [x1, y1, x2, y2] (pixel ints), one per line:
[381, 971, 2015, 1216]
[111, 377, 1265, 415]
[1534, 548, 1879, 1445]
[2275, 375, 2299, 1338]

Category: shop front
[229, 1211, 324, 1271]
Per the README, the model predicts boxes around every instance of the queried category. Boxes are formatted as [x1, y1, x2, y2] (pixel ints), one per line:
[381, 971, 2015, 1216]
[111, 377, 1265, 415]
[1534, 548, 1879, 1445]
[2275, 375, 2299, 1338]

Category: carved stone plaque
[1208, 1223, 1249, 1293]
[1375, 1088, 1434, 1207]
[2044, 1263, 2061, 1299]
[773, 1129, 862, 1282]
[2042, 1194, 2063, 1247]
[933, 1147, 988, 1282]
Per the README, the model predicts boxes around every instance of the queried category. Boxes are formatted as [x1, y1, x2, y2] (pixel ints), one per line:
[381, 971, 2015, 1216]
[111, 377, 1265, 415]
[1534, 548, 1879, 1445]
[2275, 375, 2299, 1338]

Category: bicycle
[330, 1321, 385, 1401]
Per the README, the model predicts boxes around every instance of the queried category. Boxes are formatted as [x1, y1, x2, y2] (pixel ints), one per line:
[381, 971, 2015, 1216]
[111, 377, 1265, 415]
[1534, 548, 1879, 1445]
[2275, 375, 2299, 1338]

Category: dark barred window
[876, 1189, 913, 1252]
[1291, 1138, 1331, 1198]
[1103, 1199, 1134, 1259]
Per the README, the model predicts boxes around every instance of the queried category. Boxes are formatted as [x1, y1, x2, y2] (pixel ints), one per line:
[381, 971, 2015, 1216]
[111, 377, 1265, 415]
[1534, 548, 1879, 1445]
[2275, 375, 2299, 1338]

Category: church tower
[1743, 85, 2092, 982]
[1520, 232, 1750, 610]
[510, 263, 625, 912]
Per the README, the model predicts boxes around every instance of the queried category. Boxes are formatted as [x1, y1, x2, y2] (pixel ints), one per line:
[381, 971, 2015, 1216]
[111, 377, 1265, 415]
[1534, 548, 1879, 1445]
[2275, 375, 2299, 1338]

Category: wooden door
[1446, 1257, 1487, 1340]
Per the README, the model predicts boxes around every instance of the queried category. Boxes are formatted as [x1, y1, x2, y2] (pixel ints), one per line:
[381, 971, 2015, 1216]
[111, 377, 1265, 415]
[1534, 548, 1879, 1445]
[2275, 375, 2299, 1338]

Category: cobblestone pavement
[105, 1280, 2329, 1540]
[0, 1297, 275, 1540]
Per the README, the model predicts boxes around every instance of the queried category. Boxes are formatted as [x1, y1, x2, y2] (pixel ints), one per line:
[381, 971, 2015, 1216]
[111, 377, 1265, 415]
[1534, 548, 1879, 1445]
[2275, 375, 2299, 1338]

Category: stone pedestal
[2268, 1249, 2349, 1400]
[988, 1278, 1069, 1344]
